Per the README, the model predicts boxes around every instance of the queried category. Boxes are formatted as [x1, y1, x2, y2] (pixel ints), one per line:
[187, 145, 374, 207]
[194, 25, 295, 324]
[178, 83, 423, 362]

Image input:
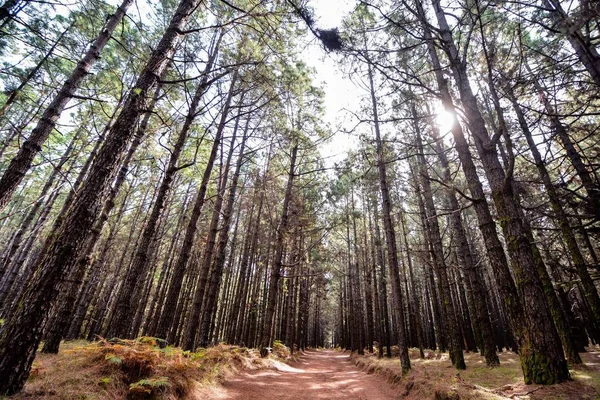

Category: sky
[304, 1, 362, 166]
[305, 1, 456, 164]
[12, 0, 364, 167]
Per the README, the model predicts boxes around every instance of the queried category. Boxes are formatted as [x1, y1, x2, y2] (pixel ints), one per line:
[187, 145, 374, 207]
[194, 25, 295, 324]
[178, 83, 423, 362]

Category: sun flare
[435, 109, 456, 133]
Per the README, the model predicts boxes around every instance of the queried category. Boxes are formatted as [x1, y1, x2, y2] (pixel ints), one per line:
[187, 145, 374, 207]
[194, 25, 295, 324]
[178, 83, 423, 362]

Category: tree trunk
[198, 118, 248, 347]
[40, 77, 165, 352]
[361, 206, 375, 353]
[260, 141, 298, 354]
[350, 191, 365, 354]
[183, 113, 239, 350]
[371, 196, 392, 358]
[109, 62, 219, 339]
[430, 0, 569, 383]
[399, 209, 425, 358]
[542, 0, 600, 87]
[0, 0, 134, 213]
[529, 71, 600, 219]
[414, 2, 524, 363]
[0, 126, 81, 293]
[508, 86, 600, 346]
[0, 0, 205, 392]
[230, 173, 264, 344]
[412, 103, 465, 369]
[155, 70, 237, 343]
[368, 60, 410, 373]
[427, 119, 499, 365]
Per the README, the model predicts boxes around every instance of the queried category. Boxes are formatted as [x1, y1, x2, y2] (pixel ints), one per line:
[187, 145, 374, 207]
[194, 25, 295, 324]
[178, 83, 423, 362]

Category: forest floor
[197, 349, 399, 399]
[7, 342, 600, 399]
[8, 338, 294, 400]
[352, 346, 600, 399]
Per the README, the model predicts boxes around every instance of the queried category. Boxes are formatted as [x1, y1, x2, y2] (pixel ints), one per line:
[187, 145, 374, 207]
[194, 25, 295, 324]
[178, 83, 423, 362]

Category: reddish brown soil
[204, 349, 400, 399]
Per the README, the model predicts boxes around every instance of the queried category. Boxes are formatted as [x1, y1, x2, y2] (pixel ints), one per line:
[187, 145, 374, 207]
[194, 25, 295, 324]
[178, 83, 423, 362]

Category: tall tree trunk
[528, 70, 600, 219]
[68, 175, 138, 339]
[412, 164, 446, 352]
[260, 141, 298, 355]
[0, 0, 134, 212]
[144, 182, 194, 337]
[226, 172, 262, 344]
[368, 60, 410, 373]
[0, 0, 206, 392]
[507, 86, 600, 344]
[155, 70, 237, 343]
[230, 174, 264, 344]
[361, 205, 375, 354]
[0, 126, 81, 290]
[542, 0, 600, 87]
[365, 197, 384, 357]
[414, 1, 524, 363]
[198, 119, 249, 347]
[429, 0, 569, 383]
[476, 18, 585, 364]
[345, 217, 357, 352]
[399, 209, 426, 358]
[0, 151, 80, 317]
[412, 103, 465, 369]
[39, 77, 165, 352]
[183, 115, 239, 350]
[371, 195, 392, 358]
[427, 117, 499, 365]
[108, 60, 219, 339]
[350, 190, 365, 354]
[85, 172, 149, 340]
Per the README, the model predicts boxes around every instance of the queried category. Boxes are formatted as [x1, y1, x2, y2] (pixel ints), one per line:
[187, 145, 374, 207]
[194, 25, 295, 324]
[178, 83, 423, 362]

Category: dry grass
[8, 338, 291, 400]
[352, 347, 600, 399]
[10, 340, 600, 399]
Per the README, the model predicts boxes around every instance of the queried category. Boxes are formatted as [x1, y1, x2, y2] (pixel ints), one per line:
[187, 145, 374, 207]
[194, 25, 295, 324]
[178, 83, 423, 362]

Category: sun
[435, 109, 456, 133]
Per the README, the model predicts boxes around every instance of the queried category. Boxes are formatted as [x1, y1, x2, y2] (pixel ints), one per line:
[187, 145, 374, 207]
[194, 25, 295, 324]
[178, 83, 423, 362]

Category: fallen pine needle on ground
[351, 346, 600, 399]
[8, 337, 294, 400]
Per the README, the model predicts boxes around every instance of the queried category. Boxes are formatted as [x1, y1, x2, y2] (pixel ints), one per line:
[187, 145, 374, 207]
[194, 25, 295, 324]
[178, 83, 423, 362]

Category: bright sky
[307, 1, 454, 165]
[305, 1, 361, 167]
[311, 1, 352, 28]
[34, 0, 362, 167]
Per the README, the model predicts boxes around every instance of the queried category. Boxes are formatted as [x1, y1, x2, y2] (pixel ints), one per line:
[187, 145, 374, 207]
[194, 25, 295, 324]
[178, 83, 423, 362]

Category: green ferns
[129, 376, 171, 396]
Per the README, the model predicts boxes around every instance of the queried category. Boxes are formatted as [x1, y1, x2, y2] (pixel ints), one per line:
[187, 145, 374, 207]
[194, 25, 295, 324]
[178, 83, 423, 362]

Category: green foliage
[97, 377, 111, 386]
[272, 340, 291, 359]
[129, 376, 171, 395]
[104, 354, 122, 365]
[136, 336, 167, 348]
[190, 349, 207, 361]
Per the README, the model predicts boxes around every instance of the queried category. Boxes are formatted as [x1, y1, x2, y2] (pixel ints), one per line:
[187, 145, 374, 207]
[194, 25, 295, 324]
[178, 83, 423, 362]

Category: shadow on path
[202, 349, 399, 399]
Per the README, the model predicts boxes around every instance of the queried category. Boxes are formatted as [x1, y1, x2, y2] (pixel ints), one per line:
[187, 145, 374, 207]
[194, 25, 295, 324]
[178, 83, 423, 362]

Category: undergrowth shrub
[129, 376, 171, 398]
[95, 337, 198, 398]
[17, 338, 295, 399]
[272, 340, 291, 359]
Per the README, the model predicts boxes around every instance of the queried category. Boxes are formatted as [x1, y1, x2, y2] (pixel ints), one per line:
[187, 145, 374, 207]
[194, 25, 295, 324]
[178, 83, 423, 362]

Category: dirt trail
[203, 349, 399, 399]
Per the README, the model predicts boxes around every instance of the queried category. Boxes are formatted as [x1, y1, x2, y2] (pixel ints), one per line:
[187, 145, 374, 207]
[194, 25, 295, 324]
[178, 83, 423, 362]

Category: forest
[0, 0, 599, 398]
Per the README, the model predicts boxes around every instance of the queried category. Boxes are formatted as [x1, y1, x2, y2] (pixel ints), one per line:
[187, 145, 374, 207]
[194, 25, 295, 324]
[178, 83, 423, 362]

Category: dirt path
[203, 349, 400, 399]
